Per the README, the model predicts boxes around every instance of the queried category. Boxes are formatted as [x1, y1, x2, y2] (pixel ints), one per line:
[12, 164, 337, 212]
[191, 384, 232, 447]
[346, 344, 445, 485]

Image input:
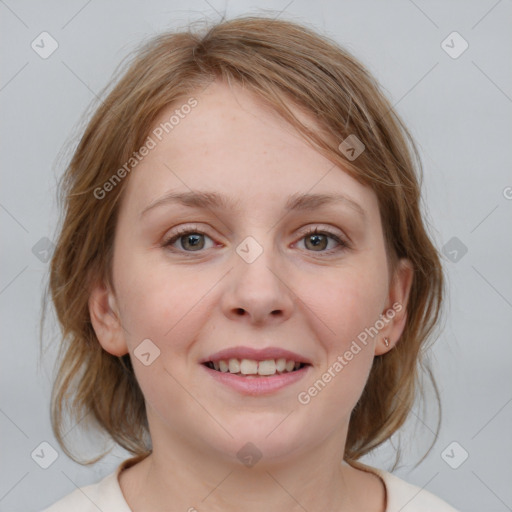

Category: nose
[221, 243, 295, 326]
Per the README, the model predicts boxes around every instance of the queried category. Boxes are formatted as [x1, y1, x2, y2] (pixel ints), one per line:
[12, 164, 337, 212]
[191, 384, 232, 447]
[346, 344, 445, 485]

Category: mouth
[200, 346, 312, 395]
[202, 358, 310, 377]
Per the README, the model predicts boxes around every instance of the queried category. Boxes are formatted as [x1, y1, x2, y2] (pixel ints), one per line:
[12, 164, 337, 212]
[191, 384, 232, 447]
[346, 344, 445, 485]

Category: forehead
[119, 80, 378, 220]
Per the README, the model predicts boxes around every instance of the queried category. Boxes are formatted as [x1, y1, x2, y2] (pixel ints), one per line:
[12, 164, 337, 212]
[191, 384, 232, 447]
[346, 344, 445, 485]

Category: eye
[162, 225, 216, 252]
[295, 227, 349, 255]
[162, 225, 349, 256]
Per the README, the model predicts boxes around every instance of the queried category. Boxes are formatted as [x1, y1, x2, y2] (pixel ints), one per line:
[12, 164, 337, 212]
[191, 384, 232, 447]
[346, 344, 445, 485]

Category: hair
[41, 14, 445, 470]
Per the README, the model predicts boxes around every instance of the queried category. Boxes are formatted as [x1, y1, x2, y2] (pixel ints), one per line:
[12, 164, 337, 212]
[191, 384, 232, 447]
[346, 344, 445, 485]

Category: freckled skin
[89, 80, 411, 512]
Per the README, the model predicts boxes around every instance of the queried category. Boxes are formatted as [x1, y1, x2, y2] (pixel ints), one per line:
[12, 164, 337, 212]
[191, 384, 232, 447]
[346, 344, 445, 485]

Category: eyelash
[161, 225, 349, 257]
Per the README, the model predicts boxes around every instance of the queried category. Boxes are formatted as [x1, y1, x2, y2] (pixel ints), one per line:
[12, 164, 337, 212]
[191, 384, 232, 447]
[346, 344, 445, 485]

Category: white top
[41, 461, 460, 512]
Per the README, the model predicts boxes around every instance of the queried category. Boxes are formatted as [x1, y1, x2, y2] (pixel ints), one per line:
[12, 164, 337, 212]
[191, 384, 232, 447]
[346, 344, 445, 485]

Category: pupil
[307, 234, 326, 250]
[184, 234, 203, 250]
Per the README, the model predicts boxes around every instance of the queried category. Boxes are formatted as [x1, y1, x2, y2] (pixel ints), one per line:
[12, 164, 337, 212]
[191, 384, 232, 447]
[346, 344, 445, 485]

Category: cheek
[302, 264, 387, 351]
[114, 254, 212, 350]
[116, 262, 215, 409]
[297, 274, 382, 421]
[303, 265, 387, 414]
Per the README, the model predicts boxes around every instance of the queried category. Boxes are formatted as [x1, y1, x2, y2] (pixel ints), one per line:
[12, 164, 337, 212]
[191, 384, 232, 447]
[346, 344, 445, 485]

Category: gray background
[1, 1, 511, 511]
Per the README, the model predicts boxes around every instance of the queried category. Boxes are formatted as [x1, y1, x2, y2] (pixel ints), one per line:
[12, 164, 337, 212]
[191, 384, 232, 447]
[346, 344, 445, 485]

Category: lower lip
[201, 364, 311, 395]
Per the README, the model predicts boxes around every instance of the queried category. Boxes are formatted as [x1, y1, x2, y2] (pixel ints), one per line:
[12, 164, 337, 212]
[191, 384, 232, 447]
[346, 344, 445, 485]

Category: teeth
[208, 358, 305, 376]
[258, 359, 276, 376]
[228, 358, 240, 373]
[240, 359, 258, 375]
[276, 358, 286, 372]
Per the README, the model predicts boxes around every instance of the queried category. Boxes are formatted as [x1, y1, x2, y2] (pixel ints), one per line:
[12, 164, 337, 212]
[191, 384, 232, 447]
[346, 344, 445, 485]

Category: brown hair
[41, 15, 445, 469]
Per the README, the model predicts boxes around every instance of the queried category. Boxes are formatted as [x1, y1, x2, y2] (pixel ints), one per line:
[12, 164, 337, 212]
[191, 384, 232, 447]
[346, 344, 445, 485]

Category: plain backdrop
[1, 1, 511, 511]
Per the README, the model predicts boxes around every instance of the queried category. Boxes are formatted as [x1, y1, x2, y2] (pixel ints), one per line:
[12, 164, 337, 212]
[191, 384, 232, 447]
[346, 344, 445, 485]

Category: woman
[42, 15, 458, 511]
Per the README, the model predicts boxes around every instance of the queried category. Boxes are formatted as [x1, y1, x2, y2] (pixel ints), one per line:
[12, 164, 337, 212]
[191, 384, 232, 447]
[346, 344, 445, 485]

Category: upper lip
[200, 346, 312, 365]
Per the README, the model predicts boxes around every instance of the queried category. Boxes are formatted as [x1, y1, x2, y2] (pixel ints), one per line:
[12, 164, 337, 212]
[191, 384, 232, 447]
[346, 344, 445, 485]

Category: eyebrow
[139, 190, 367, 220]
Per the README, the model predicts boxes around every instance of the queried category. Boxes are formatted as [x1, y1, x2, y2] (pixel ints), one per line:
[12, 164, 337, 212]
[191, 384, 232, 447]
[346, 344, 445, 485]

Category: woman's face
[91, 80, 412, 466]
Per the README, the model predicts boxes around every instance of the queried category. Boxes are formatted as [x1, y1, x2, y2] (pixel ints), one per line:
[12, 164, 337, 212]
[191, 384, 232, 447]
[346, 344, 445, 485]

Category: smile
[203, 358, 310, 377]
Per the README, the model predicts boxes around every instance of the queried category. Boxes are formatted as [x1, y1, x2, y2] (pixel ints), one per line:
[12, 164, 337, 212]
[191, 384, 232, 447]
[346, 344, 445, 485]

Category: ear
[88, 280, 129, 357]
[374, 258, 414, 356]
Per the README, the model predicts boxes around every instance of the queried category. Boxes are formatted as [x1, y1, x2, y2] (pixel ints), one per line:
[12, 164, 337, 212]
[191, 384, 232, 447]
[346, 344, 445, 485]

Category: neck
[119, 431, 367, 512]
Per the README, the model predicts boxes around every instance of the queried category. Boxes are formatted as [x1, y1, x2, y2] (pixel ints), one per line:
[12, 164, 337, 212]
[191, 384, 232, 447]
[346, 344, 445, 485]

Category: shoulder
[377, 468, 460, 512]
[349, 460, 460, 512]
[39, 467, 131, 512]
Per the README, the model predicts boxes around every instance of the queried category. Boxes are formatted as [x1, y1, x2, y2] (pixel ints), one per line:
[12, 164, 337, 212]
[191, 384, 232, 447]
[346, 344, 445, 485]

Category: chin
[203, 413, 313, 465]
